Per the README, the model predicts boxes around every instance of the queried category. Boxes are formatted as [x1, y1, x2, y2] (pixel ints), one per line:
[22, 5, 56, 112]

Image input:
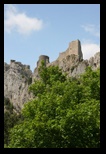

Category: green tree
[8, 63, 100, 148]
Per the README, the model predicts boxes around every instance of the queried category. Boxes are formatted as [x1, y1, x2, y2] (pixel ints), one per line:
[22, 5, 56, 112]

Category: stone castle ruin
[37, 55, 50, 68]
[57, 39, 83, 61]
[33, 39, 83, 79]
[35, 40, 83, 68]
[4, 39, 100, 111]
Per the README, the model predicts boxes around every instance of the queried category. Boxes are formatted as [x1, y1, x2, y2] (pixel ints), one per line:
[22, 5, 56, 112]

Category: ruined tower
[37, 55, 50, 68]
[58, 39, 83, 61]
[33, 55, 50, 79]
[68, 40, 83, 60]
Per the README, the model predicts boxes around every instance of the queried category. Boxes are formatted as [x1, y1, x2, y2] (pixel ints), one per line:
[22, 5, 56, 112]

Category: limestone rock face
[4, 61, 33, 111]
[46, 52, 100, 78]
[89, 52, 100, 70]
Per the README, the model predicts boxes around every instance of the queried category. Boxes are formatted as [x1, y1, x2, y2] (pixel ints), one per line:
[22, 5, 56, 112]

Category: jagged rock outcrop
[46, 52, 100, 77]
[88, 52, 100, 69]
[4, 60, 33, 111]
[4, 40, 100, 111]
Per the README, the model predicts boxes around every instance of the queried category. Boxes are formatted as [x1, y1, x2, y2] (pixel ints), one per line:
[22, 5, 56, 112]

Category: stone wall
[10, 60, 30, 70]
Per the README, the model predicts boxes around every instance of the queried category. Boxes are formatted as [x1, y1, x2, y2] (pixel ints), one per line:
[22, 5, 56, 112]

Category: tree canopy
[6, 62, 100, 148]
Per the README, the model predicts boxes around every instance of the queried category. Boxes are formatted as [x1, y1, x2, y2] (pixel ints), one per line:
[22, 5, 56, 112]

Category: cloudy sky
[4, 4, 100, 71]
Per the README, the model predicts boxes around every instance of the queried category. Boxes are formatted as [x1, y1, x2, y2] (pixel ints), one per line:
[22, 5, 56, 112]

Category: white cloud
[82, 42, 100, 60]
[81, 24, 100, 38]
[4, 4, 43, 35]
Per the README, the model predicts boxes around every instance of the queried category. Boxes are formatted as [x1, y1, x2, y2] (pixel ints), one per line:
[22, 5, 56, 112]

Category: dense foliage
[5, 62, 100, 148]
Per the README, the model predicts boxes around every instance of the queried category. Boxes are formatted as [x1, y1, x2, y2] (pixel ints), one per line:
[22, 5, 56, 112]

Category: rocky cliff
[4, 40, 100, 111]
[47, 52, 100, 78]
[4, 61, 33, 111]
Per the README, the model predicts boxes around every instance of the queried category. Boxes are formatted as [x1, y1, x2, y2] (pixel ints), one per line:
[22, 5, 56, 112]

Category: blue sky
[4, 4, 100, 72]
